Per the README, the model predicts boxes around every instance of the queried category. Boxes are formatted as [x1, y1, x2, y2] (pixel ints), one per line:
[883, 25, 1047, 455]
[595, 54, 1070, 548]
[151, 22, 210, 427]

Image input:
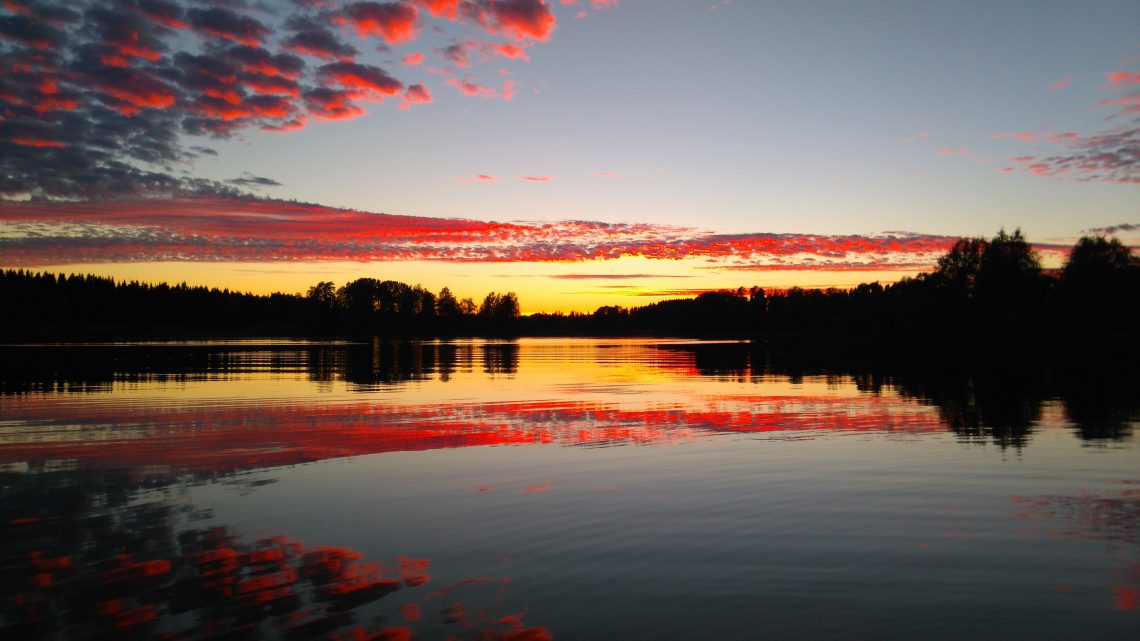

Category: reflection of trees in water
[663, 340, 1137, 449]
[1, 340, 1134, 448]
[0, 467, 551, 641]
[482, 343, 519, 378]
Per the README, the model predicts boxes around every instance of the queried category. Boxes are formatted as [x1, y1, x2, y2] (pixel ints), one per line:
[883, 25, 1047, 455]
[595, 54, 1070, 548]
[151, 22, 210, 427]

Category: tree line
[0, 230, 1135, 339]
[527, 230, 1138, 336]
[0, 272, 520, 338]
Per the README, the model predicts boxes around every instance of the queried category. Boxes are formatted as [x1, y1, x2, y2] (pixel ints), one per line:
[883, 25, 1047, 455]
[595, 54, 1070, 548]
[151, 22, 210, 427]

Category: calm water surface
[1, 338, 1137, 640]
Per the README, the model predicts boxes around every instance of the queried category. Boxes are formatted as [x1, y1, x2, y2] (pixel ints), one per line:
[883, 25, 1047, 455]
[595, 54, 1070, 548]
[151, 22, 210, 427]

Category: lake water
[1, 338, 1137, 640]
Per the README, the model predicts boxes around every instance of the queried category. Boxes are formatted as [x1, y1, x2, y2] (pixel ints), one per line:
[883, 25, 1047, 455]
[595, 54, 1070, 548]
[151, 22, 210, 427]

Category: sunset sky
[1, 0, 1137, 313]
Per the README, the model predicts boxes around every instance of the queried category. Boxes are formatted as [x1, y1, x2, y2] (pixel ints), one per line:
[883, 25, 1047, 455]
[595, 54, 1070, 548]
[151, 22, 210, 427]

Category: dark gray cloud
[228, 172, 283, 187]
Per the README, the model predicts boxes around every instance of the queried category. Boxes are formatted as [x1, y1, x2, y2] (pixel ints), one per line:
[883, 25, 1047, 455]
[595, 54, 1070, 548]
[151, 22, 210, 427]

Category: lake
[1, 338, 1137, 640]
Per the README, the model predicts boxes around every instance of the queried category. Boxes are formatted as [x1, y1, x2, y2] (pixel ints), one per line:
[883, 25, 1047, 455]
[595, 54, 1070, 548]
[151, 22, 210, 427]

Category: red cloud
[403, 52, 425, 65]
[518, 175, 552, 181]
[399, 83, 432, 109]
[0, 196, 1051, 269]
[455, 174, 500, 183]
[94, 69, 179, 115]
[490, 42, 529, 61]
[337, 2, 420, 44]
[413, 0, 460, 20]
[317, 61, 403, 98]
[447, 77, 495, 98]
[471, 0, 557, 42]
[10, 136, 65, 148]
[303, 87, 365, 120]
[1049, 76, 1072, 90]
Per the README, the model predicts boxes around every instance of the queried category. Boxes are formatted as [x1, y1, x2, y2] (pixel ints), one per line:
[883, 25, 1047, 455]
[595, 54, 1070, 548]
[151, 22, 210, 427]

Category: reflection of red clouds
[1115, 587, 1138, 611]
[0, 394, 945, 475]
[520, 484, 550, 493]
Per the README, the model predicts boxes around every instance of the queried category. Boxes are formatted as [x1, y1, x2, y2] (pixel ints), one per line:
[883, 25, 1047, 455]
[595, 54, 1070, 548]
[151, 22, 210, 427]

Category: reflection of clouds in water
[0, 467, 551, 640]
[1012, 485, 1140, 612]
[0, 394, 948, 473]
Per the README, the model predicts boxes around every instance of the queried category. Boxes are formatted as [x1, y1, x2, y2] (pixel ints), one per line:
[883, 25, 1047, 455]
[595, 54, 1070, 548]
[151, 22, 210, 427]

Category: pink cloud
[1105, 71, 1140, 87]
[594, 171, 621, 178]
[489, 42, 530, 61]
[997, 128, 1140, 184]
[447, 77, 496, 98]
[518, 175, 552, 181]
[399, 83, 432, 109]
[1049, 76, 1073, 91]
[991, 131, 1080, 144]
[455, 174, 500, 183]
[403, 52, 425, 65]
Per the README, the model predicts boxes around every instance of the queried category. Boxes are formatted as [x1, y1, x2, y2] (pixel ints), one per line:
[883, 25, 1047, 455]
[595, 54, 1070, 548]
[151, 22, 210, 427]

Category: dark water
[1, 338, 1137, 640]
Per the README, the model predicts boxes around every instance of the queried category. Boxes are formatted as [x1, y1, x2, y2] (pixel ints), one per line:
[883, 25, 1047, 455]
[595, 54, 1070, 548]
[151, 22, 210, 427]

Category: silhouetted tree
[975, 228, 1044, 311]
[935, 236, 987, 303]
[1060, 235, 1139, 315]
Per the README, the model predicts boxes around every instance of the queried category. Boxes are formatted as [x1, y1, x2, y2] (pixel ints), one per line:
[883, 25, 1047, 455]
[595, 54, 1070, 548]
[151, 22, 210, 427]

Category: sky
[1, 0, 1137, 313]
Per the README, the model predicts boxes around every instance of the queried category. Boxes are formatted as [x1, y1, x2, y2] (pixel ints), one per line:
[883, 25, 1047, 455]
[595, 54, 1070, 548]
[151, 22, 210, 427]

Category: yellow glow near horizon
[33, 255, 933, 314]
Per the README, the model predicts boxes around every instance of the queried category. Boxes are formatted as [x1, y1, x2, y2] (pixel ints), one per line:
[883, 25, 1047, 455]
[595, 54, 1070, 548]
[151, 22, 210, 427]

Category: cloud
[0, 0, 590, 199]
[518, 175, 552, 181]
[400, 83, 432, 109]
[593, 171, 621, 178]
[337, 2, 420, 44]
[447, 77, 497, 98]
[467, 0, 557, 42]
[996, 128, 1140, 184]
[489, 42, 529, 61]
[455, 174, 500, 183]
[1049, 76, 1073, 91]
[317, 61, 403, 98]
[991, 131, 1080, 144]
[1105, 71, 1140, 87]
[227, 172, 283, 188]
[549, 274, 694, 280]
[412, 0, 460, 20]
[282, 27, 359, 61]
[0, 196, 1042, 269]
[186, 7, 270, 47]
[1085, 223, 1139, 235]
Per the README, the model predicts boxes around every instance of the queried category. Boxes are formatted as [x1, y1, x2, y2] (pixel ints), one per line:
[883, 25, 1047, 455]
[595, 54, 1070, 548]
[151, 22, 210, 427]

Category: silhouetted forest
[1, 230, 1136, 339]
